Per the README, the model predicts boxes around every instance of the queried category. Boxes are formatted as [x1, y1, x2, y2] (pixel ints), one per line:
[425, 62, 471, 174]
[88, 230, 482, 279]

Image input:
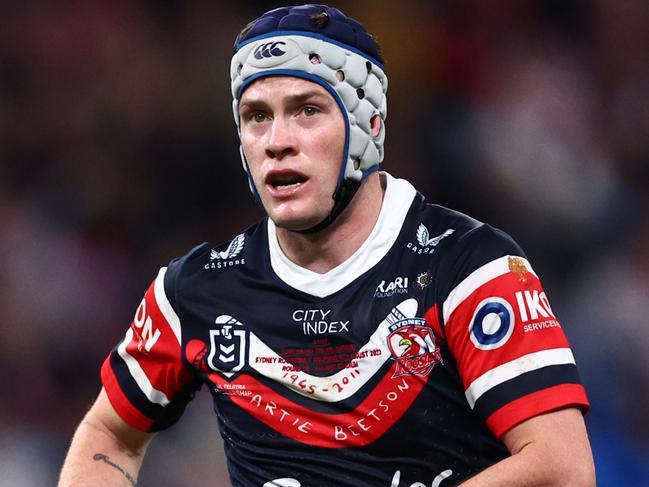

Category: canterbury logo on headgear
[253, 41, 287, 60]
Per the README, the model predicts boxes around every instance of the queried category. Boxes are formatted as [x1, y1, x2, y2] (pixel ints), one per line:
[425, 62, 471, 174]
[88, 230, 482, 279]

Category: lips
[265, 169, 309, 196]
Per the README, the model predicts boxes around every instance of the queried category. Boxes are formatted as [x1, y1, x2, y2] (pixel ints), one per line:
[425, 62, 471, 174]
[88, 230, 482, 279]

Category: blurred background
[1, 0, 648, 485]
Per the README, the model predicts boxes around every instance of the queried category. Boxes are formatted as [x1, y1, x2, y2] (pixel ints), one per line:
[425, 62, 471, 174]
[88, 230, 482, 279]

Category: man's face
[239, 76, 345, 231]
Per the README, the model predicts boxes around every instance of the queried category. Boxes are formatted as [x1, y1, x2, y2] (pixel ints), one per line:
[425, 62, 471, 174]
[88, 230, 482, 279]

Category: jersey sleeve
[101, 265, 200, 432]
[432, 224, 589, 439]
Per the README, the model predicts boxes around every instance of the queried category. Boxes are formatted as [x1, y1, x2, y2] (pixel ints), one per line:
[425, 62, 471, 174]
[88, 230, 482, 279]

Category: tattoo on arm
[93, 453, 137, 486]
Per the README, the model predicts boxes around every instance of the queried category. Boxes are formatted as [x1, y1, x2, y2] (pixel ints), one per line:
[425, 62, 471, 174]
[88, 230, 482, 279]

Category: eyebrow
[239, 90, 331, 110]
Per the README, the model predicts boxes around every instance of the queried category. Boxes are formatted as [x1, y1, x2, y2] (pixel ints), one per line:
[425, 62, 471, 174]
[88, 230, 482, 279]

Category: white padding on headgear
[231, 34, 388, 182]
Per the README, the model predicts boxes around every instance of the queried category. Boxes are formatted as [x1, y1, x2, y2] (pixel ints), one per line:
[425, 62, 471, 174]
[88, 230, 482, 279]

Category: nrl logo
[205, 234, 246, 270]
[387, 318, 442, 377]
[208, 315, 247, 378]
[407, 225, 455, 255]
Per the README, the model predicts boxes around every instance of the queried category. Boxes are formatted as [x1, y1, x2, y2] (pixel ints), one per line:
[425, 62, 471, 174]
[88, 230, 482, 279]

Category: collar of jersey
[267, 172, 416, 298]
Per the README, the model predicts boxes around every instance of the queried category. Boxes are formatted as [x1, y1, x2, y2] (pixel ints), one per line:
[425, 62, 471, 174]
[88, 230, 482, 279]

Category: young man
[59, 5, 595, 486]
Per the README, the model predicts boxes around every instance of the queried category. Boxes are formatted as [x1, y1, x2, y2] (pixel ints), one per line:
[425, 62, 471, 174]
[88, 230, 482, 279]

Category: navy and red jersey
[101, 173, 589, 487]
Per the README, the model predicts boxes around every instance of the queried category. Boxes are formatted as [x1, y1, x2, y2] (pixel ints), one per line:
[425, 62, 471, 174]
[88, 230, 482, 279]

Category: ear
[370, 114, 382, 138]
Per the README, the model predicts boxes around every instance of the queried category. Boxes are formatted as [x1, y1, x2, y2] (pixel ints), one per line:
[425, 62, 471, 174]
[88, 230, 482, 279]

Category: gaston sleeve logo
[417, 225, 454, 247]
[211, 234, 244, 259]
[205, 234, 246, 270]
[407, 225, 455, 255]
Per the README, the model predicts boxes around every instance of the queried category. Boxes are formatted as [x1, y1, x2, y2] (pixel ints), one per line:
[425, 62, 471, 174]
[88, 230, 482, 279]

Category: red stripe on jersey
[486, 383, 590, 439]
[125, 282, 193, 396]
[208, 360, 428, 448]
[445, 271, 570, 389]
[101, 273, 194, 428]
[101, 356, 154, 431]
[424, 304, 444, 341]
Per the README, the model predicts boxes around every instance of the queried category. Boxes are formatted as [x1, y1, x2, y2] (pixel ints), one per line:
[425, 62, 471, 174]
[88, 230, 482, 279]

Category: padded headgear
[231, 5, 388, 232]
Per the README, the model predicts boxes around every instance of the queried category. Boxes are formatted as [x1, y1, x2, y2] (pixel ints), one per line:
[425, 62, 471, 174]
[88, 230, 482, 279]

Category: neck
[274, 172, 385, 274]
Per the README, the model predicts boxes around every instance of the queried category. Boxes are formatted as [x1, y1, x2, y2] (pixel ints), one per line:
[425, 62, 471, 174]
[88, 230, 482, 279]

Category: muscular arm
[459, 408, 595, 486]
[58, 388, 155, 487]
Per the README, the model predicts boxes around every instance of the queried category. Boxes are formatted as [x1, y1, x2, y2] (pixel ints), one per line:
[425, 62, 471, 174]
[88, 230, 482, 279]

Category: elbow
[565, 461, 596, 487]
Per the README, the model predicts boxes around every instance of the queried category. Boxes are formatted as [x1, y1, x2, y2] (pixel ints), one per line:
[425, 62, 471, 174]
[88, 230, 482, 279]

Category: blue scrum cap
[234, 5, 384, 65]
[230, 4, 388, 232]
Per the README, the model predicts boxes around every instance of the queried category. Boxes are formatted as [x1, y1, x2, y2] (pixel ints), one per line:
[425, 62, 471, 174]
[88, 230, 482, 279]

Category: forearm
[58, 418, 147, 487]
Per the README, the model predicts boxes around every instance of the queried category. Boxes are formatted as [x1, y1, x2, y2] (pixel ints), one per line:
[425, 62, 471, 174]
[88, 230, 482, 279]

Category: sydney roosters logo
[387, 319, 442, 377]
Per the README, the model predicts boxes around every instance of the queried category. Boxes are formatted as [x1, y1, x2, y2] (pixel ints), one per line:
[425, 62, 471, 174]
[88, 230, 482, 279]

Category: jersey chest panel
[178, 236, 506, 486]
[104, 186, 588, 486]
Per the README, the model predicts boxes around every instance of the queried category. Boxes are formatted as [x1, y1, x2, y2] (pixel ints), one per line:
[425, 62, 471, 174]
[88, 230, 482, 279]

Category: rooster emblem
[388, 321, 442, 377]
[210, 234, 245, 260]
[396, 328, 436, 357]
[508, 256, 529, 283]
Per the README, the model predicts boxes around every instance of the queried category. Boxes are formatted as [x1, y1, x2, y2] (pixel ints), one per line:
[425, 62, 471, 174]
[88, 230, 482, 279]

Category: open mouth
[265, 170, 308, 191]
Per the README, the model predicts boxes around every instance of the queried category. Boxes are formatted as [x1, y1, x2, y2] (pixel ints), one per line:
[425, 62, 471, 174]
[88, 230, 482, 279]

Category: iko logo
[253, 41, 287, 60]
[469, 297, 515, 350]
[208, 315, 247, 377]
[407, 225, 455, 255]
[515, 290, 555, 322]
[205, 234, 246, 270]
[375, 277, 409, 298]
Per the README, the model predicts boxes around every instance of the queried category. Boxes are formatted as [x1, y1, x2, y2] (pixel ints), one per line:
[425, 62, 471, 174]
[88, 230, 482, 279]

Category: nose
[265, 117, 298, 160]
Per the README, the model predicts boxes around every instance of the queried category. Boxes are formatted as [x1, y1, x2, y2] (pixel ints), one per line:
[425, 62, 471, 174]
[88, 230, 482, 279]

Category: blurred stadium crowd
[1, 1, 648, 485]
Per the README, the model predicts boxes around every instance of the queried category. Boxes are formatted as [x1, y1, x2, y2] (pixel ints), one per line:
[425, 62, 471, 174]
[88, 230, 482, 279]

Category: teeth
[276, 182, 301, 189]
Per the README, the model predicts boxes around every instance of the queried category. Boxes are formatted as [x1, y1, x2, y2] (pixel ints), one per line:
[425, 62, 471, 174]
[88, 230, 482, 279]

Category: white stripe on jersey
[117, 328, 171, 406]
[464, 347, 576, 408]
[442, 255, 537, 323]
[267, 173, 416, 298]
[249, 298, 419, 401]
[154, 267, 181, 345]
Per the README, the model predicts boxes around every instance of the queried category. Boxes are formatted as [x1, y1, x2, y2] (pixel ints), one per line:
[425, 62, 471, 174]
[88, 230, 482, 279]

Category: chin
[267, 208, 324, 232]
[264, 200, 325, 232]
[271, 215, 321, 232]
